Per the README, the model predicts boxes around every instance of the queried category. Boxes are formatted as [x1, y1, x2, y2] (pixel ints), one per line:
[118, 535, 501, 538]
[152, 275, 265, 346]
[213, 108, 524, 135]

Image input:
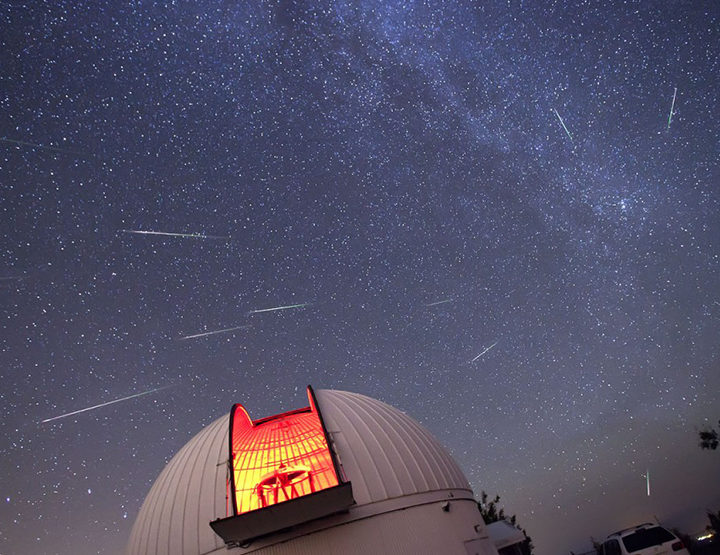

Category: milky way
[1, 2, 719, 554]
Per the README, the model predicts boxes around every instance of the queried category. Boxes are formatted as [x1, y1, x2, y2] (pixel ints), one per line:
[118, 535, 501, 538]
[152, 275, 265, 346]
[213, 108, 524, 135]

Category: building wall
[242, 498, 496, 555]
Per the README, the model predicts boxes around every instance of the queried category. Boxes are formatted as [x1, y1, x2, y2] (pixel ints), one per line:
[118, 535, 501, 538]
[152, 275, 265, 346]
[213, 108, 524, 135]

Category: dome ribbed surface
[314, 389, 471, 505]
[127, 389, 473, 555]
[127, 415, 229, 555]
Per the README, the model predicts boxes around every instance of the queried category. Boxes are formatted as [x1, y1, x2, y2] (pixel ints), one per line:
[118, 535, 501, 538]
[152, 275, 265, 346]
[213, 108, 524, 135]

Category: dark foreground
[693, 542, 720, 555]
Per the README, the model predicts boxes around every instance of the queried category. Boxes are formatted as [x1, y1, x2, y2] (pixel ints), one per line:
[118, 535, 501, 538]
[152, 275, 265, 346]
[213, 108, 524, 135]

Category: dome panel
[127, 415, 229, 555]
[314, 390, 471, 506]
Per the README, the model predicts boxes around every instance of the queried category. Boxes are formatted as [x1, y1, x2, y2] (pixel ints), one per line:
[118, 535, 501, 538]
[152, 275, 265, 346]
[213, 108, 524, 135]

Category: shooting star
[426, 299, 453, 307]
[645, 469, 651, 496]
[179, 325, 251, 340]
[249, 302, 309, 315]
[0, 137, 88, 156]
[121, 229, 229, 240]
[667, 87, 677, 130]
[40, 386, 173, 424]
[553, 108, 573, 144]
[471, 341, 498, 362]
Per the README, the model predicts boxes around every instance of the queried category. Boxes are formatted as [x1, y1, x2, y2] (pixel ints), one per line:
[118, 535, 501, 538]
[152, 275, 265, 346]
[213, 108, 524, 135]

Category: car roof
[607, 523, 660, 538]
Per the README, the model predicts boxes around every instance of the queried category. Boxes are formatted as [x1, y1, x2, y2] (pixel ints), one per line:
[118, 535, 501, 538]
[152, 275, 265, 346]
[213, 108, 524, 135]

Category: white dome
[126, 414, 229, 555]
[315, 389, 471, 505]
[127, 389, 477, 555]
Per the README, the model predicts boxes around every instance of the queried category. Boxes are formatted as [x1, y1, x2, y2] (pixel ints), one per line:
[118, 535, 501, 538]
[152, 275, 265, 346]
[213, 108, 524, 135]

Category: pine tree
[707, 509, 720, 534]
[477, 491, 534, 555]
[699, 421, 719, 450]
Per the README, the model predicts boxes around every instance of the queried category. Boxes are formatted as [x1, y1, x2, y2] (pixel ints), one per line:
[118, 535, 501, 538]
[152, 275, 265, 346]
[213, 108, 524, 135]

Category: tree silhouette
[707, 509, 720, 534]
[478, 491, 534, 555]
[699, 421, 719, 450]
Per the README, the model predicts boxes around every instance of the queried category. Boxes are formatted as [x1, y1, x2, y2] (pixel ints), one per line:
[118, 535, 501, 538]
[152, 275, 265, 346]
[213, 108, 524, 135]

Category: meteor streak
[40, 386, 172, 424]
[646, 469, 651, 496]
[121, 229, 229, 240]
[553, 108, 573, 144]
[0, 137, 87, 156]
[471, 341, 498, 362]
[667, 87, 677, 130]
[179, 325, 251, 340]
[249, 303, 309, 314]
[426, 299, 453, 307]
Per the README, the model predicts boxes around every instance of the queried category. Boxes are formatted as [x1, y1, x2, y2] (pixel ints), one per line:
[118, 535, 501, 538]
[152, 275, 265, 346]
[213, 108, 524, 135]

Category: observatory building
[127, 387, 499, 555]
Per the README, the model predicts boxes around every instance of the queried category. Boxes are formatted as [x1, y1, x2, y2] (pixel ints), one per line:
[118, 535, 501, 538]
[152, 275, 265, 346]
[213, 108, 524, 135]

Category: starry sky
[1, 2, 719, 554]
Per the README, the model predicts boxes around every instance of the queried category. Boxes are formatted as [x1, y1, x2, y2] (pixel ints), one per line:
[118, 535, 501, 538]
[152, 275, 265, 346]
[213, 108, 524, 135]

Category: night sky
[2, 2, 719, 554]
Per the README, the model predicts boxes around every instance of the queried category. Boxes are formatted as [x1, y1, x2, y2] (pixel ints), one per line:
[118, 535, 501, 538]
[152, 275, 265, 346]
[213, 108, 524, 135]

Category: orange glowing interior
[230, 392, 339, 516]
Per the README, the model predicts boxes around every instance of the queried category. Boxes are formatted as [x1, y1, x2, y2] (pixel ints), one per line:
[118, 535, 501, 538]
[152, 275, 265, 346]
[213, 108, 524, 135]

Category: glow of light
[0, 136, 86, 156]
[121, 229, 229, 240]
[179, 325, 251, 340]
[426, 299, 453, 307]
[667, 87, 677, 130]
[249, 303, 309, 314]
[553, 108, 574, 144]
[40, 386, 172, 423]
[471, 341, 498, 362]
[230, 391, 338, 516]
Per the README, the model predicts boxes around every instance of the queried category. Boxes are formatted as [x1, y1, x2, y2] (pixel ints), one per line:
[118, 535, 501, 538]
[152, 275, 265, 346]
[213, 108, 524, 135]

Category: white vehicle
[600, 523, 690, 555]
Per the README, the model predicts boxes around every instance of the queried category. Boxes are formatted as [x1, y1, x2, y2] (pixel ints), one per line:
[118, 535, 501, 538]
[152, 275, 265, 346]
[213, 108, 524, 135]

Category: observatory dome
[127, 389, 497, 555]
